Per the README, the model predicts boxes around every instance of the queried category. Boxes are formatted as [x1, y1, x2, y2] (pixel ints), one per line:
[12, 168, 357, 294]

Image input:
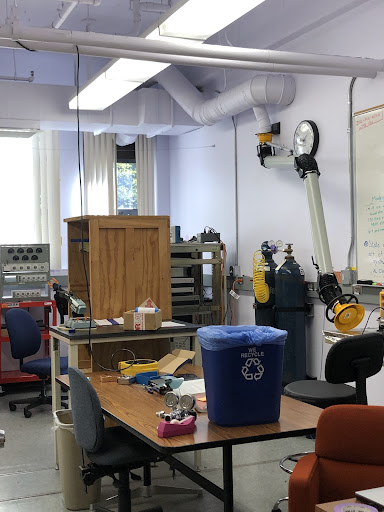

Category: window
[116, 143, 138, 216]
[0, 137, 39, 244]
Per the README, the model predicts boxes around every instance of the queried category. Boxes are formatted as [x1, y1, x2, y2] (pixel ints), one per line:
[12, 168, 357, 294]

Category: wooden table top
[57, 364, 322, 454]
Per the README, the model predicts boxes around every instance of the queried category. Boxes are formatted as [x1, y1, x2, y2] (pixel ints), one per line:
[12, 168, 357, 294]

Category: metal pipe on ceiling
[0, 25, 382, 77]
[0, 39, 377, 79]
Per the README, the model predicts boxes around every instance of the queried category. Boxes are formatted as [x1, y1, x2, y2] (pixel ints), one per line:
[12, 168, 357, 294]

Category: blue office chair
[6, 308, 68, 418]
[68, 367, 164, 512]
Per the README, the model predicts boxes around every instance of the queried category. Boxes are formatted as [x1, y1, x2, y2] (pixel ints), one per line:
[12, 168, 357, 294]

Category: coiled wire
[253, 250, 269, 303]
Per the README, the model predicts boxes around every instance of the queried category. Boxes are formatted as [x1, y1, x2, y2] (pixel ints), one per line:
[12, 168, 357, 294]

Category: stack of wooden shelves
[170, 242, 225, 326]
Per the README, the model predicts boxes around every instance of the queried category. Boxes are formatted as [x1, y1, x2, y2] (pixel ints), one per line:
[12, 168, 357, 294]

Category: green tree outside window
[117, 162, 137, 210]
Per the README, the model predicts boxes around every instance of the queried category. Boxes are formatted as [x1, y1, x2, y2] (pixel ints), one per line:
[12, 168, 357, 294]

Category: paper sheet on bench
[161, 321, 186, 328]
[179, 379, 205, 395]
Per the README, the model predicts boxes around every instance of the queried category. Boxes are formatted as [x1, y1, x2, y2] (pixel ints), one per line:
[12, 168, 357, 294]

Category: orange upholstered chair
[288, 404, 384, 512]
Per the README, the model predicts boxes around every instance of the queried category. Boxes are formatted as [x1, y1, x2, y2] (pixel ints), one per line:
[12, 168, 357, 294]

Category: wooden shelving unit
[170, 242, 225, 325]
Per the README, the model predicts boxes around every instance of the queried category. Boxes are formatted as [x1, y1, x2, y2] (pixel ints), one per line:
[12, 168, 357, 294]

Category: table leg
[223, 445, 234, 512]
[68, 344, 79, 368]
[50, 336, 61, 414]
[67, 344, 79, 408]
[194, 450, 202, 472]
[50, 335, 61, 469]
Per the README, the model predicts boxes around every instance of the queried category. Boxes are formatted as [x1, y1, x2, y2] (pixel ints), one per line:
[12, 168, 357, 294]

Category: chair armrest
[288, 453, 320, 512]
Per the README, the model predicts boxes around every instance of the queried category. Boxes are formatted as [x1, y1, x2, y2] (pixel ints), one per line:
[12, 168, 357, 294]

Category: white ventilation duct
[252, 105, 273, 133]
[156, 67, 295, 131]
[116, 134, 138, 146]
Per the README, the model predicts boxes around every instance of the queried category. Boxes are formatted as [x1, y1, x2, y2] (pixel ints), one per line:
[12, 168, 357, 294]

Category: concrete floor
[0, 383, 315, 512]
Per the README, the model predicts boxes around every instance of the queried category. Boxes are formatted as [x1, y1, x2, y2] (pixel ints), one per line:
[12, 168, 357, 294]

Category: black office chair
[272, 331, 384, 512]
[69, 366, 168, 512]
[6, 308, 68, 418]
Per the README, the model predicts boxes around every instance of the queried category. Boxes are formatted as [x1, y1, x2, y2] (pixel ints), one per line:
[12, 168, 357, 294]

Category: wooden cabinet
[65, 216, 172, 370]
[65, 216, 172, 320]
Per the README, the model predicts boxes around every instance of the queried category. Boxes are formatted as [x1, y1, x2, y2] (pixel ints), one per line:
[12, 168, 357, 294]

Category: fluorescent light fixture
[69, 0, 265, 110]
[0, 119, 40, 138]
[0, 129, 38, 138]
[144, 28, 204, 45]
[158, 0, 266, 41]
[104, 58, 170, 82]
[69, 72, 140, 110]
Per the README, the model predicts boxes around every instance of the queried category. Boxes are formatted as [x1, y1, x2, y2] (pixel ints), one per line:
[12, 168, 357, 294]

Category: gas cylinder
[275, 243, 306, 385]
[254, 241, 277, 327]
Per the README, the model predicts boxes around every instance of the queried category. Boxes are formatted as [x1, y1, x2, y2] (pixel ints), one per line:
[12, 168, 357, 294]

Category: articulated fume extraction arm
[295, 154, 364, 331]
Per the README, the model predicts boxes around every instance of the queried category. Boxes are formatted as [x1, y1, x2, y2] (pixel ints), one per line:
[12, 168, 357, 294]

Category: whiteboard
[355, 105, 384, 281]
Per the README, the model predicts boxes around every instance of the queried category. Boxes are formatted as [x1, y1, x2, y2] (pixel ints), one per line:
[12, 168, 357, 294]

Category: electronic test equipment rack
[0, 244, 51, 302]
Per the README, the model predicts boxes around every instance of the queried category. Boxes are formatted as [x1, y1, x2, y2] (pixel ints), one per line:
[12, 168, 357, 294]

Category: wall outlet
[233, 265, 241, 277]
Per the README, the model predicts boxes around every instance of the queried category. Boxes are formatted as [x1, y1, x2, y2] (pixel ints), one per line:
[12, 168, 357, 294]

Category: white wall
[168, 0, 384, 403]
[155, 135, 171, 215]
[59, 131, 83, 269]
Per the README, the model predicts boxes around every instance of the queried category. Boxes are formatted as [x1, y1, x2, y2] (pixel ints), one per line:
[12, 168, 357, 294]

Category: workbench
[50, 322, 202, 414]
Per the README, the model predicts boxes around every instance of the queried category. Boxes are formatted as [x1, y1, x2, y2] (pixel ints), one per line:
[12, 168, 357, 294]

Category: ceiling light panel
[104, 59, 170, 82]
[158, 0, 266, 41]
[69, 73, 140, 110]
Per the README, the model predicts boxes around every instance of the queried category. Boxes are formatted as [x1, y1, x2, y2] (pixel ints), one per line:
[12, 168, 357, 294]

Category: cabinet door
[89, 217, 171, 319]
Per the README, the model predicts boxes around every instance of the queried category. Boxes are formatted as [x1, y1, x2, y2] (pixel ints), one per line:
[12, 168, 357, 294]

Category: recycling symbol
[241, 358, 264, 381]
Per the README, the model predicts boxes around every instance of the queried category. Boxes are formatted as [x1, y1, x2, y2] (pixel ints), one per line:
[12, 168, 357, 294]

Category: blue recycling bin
[197, 325, 287, 427]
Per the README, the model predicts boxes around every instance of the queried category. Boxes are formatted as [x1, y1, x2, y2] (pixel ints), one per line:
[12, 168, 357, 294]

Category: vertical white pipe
[347, 77, 357, 268]
[303, 172, 333, 274]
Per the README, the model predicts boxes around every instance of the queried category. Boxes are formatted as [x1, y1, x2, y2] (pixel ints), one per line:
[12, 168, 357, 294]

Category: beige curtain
[136, 135, 155, 215]
[83, 132, 116, 215]
[32, 131, 61, 270]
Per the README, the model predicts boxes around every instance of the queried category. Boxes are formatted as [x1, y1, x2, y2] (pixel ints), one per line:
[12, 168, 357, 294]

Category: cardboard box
[157, 349, 195, 375]
[124, 297, 162, 331]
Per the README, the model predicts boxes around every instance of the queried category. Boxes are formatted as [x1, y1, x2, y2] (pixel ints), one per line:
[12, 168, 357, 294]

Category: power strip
[3, 263, 49, 272]
[12, 290, 41, 298]
[18, 274, 47, 283]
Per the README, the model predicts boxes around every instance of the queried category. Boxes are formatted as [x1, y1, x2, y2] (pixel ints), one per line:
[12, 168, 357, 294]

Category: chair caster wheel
[24, 409, 32, 418]
[9, 403, 16, 411]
